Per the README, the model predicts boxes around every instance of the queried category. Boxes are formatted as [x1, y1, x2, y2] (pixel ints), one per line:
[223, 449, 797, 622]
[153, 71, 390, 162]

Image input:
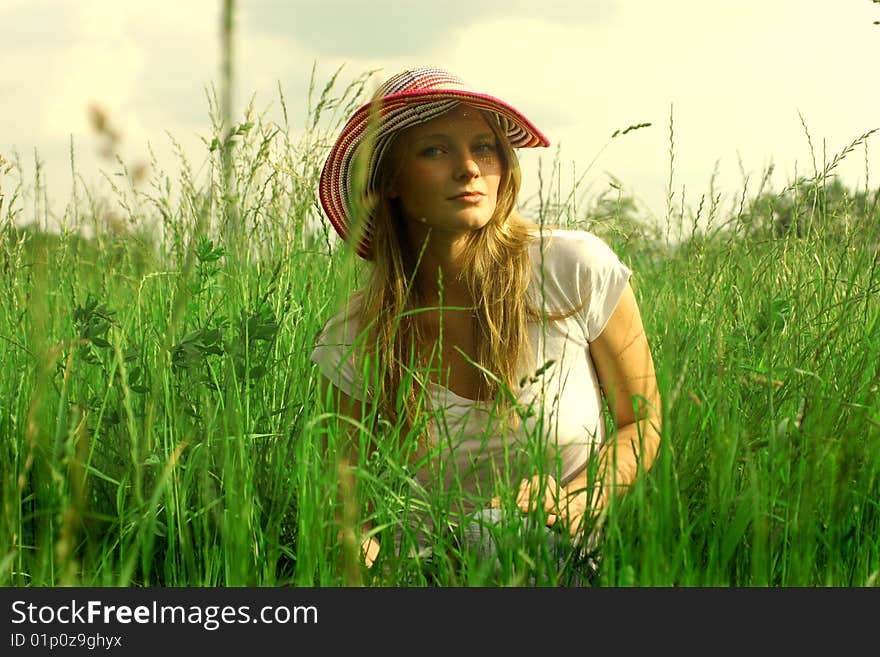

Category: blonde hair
[349, 108, 565, 445]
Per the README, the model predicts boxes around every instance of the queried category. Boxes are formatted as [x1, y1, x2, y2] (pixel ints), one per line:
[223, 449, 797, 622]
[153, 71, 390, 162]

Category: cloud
[241, 0, 617, 59]
[1, 2, 80, 50]
[2, 0, 878, 228]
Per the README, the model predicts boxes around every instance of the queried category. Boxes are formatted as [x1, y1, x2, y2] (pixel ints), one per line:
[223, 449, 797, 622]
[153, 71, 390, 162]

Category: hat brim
[319, 89, 550, 260]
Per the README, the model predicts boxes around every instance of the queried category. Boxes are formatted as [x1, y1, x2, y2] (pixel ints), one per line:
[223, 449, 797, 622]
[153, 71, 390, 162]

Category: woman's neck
[416, 268, 472, 308]
[409, 233, 473, 306]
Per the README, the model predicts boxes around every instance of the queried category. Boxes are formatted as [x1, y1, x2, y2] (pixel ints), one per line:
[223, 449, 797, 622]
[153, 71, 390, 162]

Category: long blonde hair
[350, 108, 547, 443]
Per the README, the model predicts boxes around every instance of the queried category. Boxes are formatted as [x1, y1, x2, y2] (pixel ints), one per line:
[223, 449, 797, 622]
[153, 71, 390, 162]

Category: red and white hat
[318, 67, 550, 259]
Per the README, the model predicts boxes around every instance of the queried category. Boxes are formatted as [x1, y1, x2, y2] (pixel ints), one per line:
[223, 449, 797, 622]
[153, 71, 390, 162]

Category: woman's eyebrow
[411, 131, 495, 143]
[411, 133, 449, 143]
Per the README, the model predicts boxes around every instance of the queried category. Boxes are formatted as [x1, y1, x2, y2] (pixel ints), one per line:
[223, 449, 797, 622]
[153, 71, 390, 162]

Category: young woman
[311, 67, 662, 582]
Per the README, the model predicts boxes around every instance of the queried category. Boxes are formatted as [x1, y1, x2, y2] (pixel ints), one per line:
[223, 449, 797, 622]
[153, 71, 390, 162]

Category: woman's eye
[473, 142, 497, 156]
[420, 146, 445, 157]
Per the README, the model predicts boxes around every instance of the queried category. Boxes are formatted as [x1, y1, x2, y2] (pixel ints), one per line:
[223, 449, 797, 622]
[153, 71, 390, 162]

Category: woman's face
[388, 105, 502, 241]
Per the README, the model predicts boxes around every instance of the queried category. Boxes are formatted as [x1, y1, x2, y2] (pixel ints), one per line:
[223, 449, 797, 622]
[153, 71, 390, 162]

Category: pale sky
[2, 0, 878, 231]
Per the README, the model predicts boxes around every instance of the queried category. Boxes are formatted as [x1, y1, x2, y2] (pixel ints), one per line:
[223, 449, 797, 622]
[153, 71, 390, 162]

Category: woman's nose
[454, 156, 480, 180]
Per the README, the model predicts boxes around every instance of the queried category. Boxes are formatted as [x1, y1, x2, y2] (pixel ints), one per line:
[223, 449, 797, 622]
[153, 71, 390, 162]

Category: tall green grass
[1, 63, 878, 586]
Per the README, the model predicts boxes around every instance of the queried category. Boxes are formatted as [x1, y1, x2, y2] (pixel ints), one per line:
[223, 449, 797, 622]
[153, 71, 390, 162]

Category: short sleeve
[531, 229, 632, 342]
[577, 233, 632, 340]
[310, 305, 368, 401]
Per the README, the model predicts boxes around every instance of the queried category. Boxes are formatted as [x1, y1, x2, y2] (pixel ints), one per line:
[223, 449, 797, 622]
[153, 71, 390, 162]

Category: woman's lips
[449, 192, 485, 203]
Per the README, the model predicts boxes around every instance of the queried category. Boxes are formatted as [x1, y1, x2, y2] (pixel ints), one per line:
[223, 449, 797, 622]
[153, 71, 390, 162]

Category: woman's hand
[559, 479, 605, 538]
[361, 535, 381, 569]
[491, 475, 557, 522]
[491, 474, 566, 532]
[492, 475, 599, 538]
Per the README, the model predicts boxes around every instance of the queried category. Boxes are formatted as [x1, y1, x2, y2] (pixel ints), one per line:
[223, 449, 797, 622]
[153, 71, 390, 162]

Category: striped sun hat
[318, 67, 550, 259]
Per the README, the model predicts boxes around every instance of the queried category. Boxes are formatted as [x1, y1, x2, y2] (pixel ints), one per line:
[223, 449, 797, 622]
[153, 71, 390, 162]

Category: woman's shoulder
[311, 294, 370, 400]
[315, 294, 366, 347]
[525, 226, 633, 340]
[526, 227, 624, 269]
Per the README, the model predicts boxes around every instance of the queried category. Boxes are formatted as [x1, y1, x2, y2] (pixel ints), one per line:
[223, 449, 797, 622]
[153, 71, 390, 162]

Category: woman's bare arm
[496, 282, 662, 536]
[559, 281, 662, 533]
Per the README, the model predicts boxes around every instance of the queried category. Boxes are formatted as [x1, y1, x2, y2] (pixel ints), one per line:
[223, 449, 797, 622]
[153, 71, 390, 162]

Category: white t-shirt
[311, 228, 632, 523]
